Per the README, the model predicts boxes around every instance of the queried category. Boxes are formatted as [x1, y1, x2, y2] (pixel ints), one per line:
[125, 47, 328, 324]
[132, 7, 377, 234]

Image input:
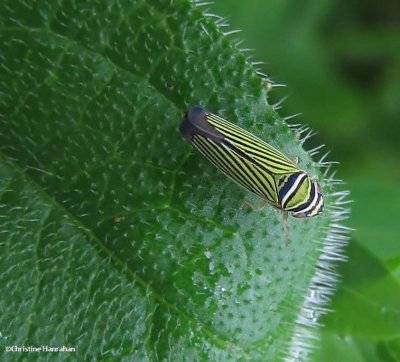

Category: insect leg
[282, 211, 289, 245]
[243, 199, 270, 212]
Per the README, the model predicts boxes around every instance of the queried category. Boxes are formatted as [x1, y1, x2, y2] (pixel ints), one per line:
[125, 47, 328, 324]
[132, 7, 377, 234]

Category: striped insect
[179, 106, 324, 244]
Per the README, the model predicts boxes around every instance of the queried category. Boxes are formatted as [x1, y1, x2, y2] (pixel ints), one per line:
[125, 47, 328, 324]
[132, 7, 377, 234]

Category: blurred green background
[211, 0, 400, 360]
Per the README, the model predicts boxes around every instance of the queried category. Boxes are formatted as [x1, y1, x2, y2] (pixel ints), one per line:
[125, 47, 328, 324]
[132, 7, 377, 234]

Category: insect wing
[205, 112, 299, 175]
[191, 133, 277, 203]
[181, 108, 297, 204]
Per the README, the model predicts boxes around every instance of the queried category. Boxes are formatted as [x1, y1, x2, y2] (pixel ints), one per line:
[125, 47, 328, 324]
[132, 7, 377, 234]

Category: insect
[179, 106, 324, 244]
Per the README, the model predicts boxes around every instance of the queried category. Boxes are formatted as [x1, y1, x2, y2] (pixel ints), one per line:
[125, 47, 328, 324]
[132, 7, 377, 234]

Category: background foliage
[211, 0, 400, 360]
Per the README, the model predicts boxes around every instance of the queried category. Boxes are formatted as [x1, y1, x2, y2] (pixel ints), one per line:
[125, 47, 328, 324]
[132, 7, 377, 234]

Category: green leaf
[313, 239, 400, 362]
[312, 331, 400, 362]
[347, 178, 400, 274]
[322, 239, 400, 338]
[0, 1, 346, 360]
[380, 338, 400, 362]
[312, 331, 365, 362]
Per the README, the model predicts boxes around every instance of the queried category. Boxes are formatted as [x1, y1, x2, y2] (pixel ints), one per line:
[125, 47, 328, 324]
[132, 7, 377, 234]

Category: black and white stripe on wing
[192, 135, 275, 201]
